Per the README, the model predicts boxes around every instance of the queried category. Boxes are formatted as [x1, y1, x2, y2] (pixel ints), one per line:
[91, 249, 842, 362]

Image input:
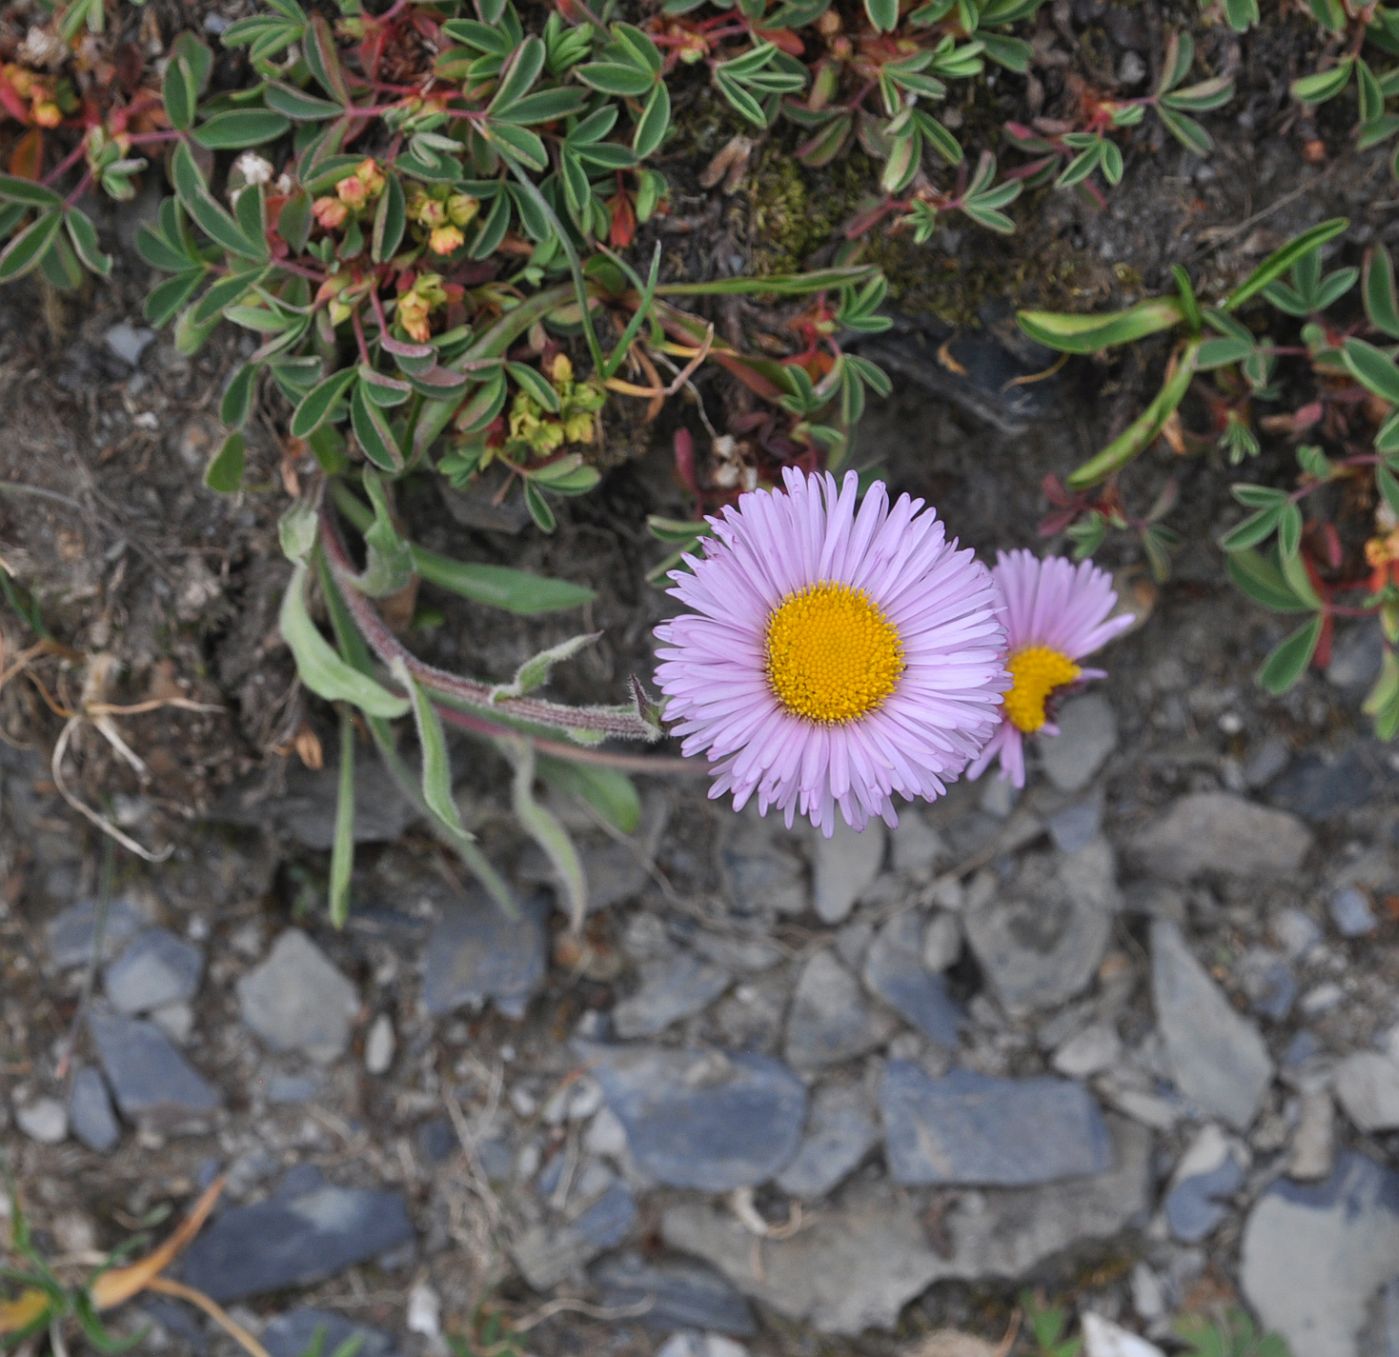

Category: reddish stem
[41, 139, 88, 188]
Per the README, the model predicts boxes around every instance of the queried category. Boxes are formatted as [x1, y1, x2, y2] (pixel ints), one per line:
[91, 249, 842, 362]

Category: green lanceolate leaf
[0, 211, 62, 283]
[279, 561, 410, 718]
[1067, 339, 1201, 488]
[192, 110, 291, 149]
[220, 362, 257, 428]
[505, 737, 588, 928]
[1017, 296, 1185, 354]
[536, 756, 641, 834]
[290, 367, 358, 438]
[391, 659, 467, 838]
[205, 431, 246, 493]
[329, 708, 355, 928]
[491, 633, 600, 702]
[1259, 614, 1324, 694]
[1222, 218, 1349, 312]
[1341, 337, 1399, 403]
[1364, 242, 1399, 338]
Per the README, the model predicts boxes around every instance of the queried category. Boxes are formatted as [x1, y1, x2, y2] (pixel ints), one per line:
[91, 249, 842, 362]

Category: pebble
[1163, 1124, 1248, 1243]
[590, 1252, 756, 1337]
[1334, 1050, 1399, 1131]
[103, 322, 157, 367]
[1150, 920, 1273, 1129]
[88, 1009, 222, 1126]
[811, 818, 884, 924]
[236, 929, 359, 1064]
[861, 912, 965, 1047]
[511, 1180, 637, 1290]
[1046, 792, 1105, 855]
[921, 913, 961, 971]
[1289, 1087, 1336, 1181]
[1040, 695, 1118, 791]
[584, 1044, 807, 1191]
[69, 1067, 120, 1152]
[1129, 792, 1313, 881]
[1052, 1022, 1122, 1078]
[784, 951, 894, 1069]
[104, 928, 203, 1015]
[656, 1335, 749, 1357]
[1329, 886, 1379, 938]
[1267, 744, 1386, 822]
[421, 890, 549, 1020]
[261, 1309, 396, 1357]
[965, 840, 1117, 1013]
[1274, 907, 1323, 960]
[45, 896, 146, 969]
[613, 952, 732, 1039]
[1241, 1151, 1399, 1357]
[179, 1175, 415, 1302]
[880, 1061, 1112, 1186]
[151, 1002, 195, 1044]
[365, 1014, 396, 1075]
[720, 811, 807, 916]
[775, 1082, 879, 1197]
[16, 1096, 68, 1145]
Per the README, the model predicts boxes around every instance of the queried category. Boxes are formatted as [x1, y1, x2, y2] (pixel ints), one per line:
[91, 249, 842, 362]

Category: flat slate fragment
[590, 1253, 756, 1337]
[880, 1061, 1112, 1186]
[88, 1009, 222, 1126]
[423, 890, 549, 1019]
[179, 1181, 415, 1303]
[262, 1308, 397, 1357]
[584, 1044, 807, 1191]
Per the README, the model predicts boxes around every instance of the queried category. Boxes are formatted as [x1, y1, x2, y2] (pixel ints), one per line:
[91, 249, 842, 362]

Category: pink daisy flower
[653, 468, 1008, 836]
[967, 549, 1134, 788]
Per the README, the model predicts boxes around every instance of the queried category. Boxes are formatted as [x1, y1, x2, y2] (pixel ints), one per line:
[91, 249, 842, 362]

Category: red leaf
[608, 191, 636, 249]
[8, 127, 43, 180]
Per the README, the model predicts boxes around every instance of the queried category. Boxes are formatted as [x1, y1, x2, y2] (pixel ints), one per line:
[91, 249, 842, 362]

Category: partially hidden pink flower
[654, 468, 1008, 836]
[967, 549, 1133, 788]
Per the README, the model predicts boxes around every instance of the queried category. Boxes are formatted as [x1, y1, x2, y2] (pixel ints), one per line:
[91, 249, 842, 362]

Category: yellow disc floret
[765, 581, 904, 724]
[1004, 645, 1081, 733]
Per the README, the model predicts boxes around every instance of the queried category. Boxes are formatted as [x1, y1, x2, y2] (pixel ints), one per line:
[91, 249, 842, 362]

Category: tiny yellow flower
[428, 224, 464, 255]
[32, 100, 62, 128]
[447, 193, 479, 228]
[355, 158, 386, 198]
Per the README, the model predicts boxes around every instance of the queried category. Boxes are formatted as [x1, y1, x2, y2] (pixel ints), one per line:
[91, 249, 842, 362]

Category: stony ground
[3, 533, 1398, 1357]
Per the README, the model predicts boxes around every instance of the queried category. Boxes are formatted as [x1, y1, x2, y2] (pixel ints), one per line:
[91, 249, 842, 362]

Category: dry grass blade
[88, 1175, 226, 1309]
[145, 1276, 271, 1357]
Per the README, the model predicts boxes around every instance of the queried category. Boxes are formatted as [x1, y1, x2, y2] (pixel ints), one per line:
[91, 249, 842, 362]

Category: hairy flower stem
[318, 508, 662, 745]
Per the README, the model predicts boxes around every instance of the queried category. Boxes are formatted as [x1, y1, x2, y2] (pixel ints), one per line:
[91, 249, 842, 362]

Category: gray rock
[16, 1096, 67, 1145]
[151, 1001, 195, 1044]
[364, 1014, 395, 1075]
[511, 1182, 637, 1290]
[88, 1010, 222, 1126]
[236, 929, 358, 1064]
[45, 896, 146, 969]
[1047, 793, 1105, 855]
[104, 928, 203, 1014]
[1327, 625, 1384, 692]
[880, 1062, 1112, 1186]
[1082, 1314, 1165, 1357]
[663, 1118, 1151, 1335]
[720, 812, 807, 916]
[1129, 792, 1313, 881]
[591, 1253, 755, 1337]
[584, 1045, 806, 1191]
[1335, 1051, 1399, 1132]
[1151, 920, 1273, 1129]
[69, 1067, 120, 1152]
[1040, 695, 1117, 791]
[1289, 1088, 1336, 1182]
[1274, 907, 1323, 960]
[812, 818, 885, 924]
[862, 912, 965, 1047]
[965, 840, 1118, 1013]
[775, 1082, 879, 1197]
[656, 1336, 749, 1357]
[213, 756, 417, 849]
[1241, 1151, 1399, 1357]
[1163, 1125, 1247, 1243]
[422, 890, 549, 1020]
[1363, 1277, 1399, 1357]
[660, 1182, 947, 1335]
[180, 1179, 415, 1303]
[1240, 949, 1296, 1022]
[921, 913, 961, 971]
[613, 953, 732, 1039]
[1052, 1023, 1122, 1078]
[103, 322, 157, 367]
[262, 1309, 396, 1357]
[1267, 744, 1387, 822]
[784, 952, 894, 1069]
[1330, 887, 1379, 938]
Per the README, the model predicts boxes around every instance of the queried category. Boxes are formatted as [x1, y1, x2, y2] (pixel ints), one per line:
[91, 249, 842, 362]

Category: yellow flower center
[765, 581, 904, 724]
[1004, 645, 1082, 733]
